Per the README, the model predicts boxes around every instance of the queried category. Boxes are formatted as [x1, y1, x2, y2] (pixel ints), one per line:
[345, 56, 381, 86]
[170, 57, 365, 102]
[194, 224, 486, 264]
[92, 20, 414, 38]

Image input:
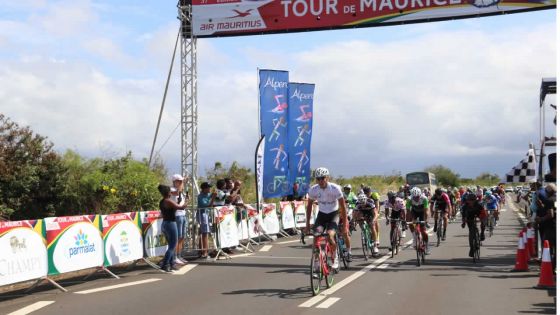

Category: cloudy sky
[0, 0, 556, 179]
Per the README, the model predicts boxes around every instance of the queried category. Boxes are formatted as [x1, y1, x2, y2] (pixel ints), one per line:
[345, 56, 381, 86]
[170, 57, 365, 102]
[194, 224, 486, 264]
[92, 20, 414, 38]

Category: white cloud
[0, 3, 555, 179]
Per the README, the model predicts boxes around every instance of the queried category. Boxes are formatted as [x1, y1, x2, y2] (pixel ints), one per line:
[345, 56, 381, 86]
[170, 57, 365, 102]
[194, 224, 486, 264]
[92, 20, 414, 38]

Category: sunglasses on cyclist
[315, 176, 326, 181]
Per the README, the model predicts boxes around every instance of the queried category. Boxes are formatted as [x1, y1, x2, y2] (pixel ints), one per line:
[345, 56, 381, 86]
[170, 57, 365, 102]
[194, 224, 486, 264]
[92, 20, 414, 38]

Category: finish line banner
[288, 83, 314, 196]
[259, 69, 290, 198]
[191, 0, 555, 38]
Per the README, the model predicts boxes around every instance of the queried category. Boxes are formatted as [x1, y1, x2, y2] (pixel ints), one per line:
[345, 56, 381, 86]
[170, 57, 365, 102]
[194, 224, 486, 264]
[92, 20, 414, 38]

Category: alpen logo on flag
[505, 149, 536, 183]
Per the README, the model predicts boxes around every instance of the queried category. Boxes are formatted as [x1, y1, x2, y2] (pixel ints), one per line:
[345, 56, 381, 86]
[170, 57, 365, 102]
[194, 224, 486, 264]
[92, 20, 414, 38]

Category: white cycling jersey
[308, 182, 343, 214]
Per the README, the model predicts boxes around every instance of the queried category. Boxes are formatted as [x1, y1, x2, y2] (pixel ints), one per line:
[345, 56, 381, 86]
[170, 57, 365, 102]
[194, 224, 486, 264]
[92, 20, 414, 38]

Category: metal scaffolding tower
[178, 1, 198, 203]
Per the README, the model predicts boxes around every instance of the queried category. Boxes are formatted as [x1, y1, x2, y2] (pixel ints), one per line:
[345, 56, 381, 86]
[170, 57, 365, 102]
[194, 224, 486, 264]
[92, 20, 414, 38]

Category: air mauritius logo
[69, 229, 96, 258]
[228, 9, 253, 18]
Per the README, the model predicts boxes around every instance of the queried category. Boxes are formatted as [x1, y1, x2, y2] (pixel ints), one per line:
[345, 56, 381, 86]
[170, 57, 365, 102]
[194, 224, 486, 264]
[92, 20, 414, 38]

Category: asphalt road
[0, 195, 555, 315]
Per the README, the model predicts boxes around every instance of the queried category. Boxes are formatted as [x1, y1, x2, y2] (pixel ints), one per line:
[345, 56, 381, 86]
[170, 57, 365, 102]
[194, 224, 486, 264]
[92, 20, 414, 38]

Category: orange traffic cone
[511, 231, 529, 272]
[522, 227, 529, 263]
[527, 227, 537, 259]
[534, 240, 555, 289]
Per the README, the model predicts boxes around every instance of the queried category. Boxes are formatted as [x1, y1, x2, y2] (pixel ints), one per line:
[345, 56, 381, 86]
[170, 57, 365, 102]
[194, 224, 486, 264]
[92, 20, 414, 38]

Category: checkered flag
[505, 149, 536, 183]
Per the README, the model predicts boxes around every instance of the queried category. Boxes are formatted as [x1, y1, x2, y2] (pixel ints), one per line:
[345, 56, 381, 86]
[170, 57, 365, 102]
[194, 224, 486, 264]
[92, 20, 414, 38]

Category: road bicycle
[435, 209, 444, 247]
[468, 219, 481, 263]
[486, 209, 496, 237]
[336, 225, 349, 270]
[356, 218, 376, 260]
[388, 218, 403, 258]
[309, 229, 337, 296]
[409, 220, 426, 266]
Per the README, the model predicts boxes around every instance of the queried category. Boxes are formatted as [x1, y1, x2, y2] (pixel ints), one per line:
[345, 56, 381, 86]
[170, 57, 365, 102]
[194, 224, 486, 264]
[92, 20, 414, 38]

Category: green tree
[0, 114, 67, 220]
[58, 151, 165, 215]
[474, 172, 501, 187]
[424, 165, 460, 187]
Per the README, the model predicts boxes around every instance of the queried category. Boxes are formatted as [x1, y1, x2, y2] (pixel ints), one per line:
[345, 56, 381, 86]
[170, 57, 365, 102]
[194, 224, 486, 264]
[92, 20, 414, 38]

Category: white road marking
[299, 249, 392, 308]
[173, 264, 198, 275]
[275, 237, 311, 245]
[316, 297, 341, 309]
[299, 294, 328, 308]
[74, 278, 161, 294]
[242, 255, 308, 260]
[7, 301, 55, 315]
[227, 253, 254, 258]
[260, 245, 273, 252]
[378, 263, 389, 269]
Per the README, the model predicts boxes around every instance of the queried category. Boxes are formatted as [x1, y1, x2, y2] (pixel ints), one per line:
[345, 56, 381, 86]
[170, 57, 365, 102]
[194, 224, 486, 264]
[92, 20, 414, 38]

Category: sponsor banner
[215, 206, 240, 248]
[311, 204, 318, 225]
[237, 219, 250, 241]
[101, 212, 143, 267]
[140, 211, 167, 258]
[45, 215, 104, 275]
[293, 201, 307, 228]
[0, 220, 47, 286]
[255, 135, 266, 203]
[192, 0, 555, 38]
[259, 69, 291, 198]
[288, 83, 314, 196]
[247, 204, 263, 239]
[261, 203, 280, 234]
[279, 201, 296, 229]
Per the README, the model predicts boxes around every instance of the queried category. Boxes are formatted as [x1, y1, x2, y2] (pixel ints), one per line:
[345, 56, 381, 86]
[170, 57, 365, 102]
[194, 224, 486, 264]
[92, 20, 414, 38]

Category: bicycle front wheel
[416, 234, 422, 266]
[390, 227, 396, 258]
[324, 249, 335, 288]
[436, 218, 442, 247]
[310, 250, 322, 296]
[361, 227, 369, 261]
[337, 237, 348, 270]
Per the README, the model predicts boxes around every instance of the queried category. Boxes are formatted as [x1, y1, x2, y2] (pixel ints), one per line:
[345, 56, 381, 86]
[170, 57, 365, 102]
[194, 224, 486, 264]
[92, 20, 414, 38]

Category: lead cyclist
[305, 167, 349, 269]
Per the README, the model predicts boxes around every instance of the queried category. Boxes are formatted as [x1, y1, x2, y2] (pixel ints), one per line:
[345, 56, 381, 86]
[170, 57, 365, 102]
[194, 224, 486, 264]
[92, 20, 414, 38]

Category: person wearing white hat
[171, 174, 189, 265]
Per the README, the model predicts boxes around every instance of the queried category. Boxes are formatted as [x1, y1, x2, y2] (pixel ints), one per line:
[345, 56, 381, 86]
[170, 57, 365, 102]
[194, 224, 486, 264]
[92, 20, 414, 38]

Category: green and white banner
[215, 206, 239, 248]
[102, 212, 143, 266]
[45, 215, 103, 275]
[0, 220, 47, 286]
[141, 211, 166, 258]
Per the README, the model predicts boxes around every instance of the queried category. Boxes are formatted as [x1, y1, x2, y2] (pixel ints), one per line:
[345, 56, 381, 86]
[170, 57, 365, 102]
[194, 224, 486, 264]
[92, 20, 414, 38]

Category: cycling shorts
[314, 211, 340, 232]
[355, 209, 374, 222]
[390, 210, 404, 220]
[410, 211, 426, 227]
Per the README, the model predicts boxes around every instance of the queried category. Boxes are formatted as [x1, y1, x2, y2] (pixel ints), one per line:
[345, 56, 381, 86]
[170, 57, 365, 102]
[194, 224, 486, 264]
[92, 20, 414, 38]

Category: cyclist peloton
[354, 193, 379, 255]
[461, 192, 487, 257]
[430, 188, 452, 241]
[385, 191, 407, 238]
[305, 167, 349, 269]
[407, 187, 431, 254]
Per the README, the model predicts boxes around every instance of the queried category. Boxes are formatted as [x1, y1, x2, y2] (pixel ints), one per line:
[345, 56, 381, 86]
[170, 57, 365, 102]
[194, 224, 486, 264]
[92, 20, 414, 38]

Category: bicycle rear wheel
[310, 250, 322, 296]
[436, 217, 442, 247]
[474, 229, 481, 262]
[337, 237, 348, 270]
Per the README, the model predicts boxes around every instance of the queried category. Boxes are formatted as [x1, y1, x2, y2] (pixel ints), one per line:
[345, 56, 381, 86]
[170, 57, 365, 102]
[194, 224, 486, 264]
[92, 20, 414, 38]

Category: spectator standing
[197, 182, 215, 259]
[157, 184, 187, 272]
[214, 179, 228, 206]
[535, 183, 556, 269]
[171, 174, 189, 265]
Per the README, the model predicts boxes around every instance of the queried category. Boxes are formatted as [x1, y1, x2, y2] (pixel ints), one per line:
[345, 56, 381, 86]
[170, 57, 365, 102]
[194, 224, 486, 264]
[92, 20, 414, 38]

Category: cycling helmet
[435, 188, 443, 195]
[484, 191, 492, 197]
[363, 186, 371, 194]
[387, 191, 396, 200]
[411, 187, 422, 198]
[343, 184, 352, 190]
[314, 167, 330, 178]
[397, 192, 405, 199]
[357, 194, 368, 204]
